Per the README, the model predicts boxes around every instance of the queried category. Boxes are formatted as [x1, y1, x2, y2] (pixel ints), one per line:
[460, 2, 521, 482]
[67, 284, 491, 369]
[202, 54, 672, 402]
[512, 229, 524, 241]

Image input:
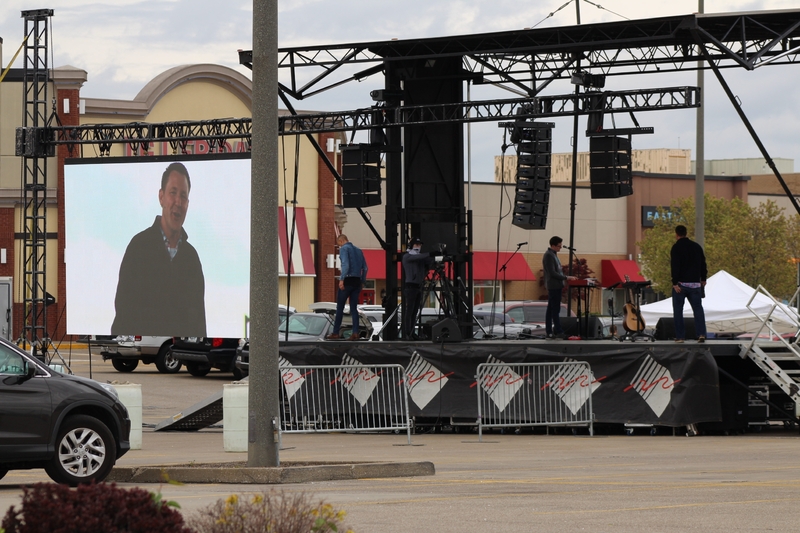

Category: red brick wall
[53, 87, 81, 341]
[316, 133, 339, 303]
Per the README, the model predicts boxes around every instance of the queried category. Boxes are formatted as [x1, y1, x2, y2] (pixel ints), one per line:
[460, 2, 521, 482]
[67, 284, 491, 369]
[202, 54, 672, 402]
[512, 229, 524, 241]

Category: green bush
[189, 491, 353, 533]
[1, 482, 191, 533]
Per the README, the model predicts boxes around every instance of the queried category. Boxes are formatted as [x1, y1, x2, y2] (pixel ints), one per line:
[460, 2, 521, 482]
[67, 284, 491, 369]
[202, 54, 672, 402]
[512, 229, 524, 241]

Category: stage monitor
[65, 155, 251, 338]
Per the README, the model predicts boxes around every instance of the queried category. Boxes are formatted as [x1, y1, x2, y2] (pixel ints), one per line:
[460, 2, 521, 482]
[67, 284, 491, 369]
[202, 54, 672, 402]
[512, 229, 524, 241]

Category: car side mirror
[19, 361, 36, 383]
[4, 361, 36, 386]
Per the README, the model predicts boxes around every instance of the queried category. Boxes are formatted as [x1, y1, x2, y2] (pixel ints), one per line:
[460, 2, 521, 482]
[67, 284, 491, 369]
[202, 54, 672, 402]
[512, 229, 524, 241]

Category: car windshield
[279, 314, 329, 336]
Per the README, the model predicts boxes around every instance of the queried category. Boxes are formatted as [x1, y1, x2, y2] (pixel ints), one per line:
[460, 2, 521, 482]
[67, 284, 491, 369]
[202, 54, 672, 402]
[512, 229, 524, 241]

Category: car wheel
[232, 365, 245, 381]
[155, 344, 181, 374]
[186, 362, 211, 377]
[111, 358, 138, 372]
[44, 415, 117, 486]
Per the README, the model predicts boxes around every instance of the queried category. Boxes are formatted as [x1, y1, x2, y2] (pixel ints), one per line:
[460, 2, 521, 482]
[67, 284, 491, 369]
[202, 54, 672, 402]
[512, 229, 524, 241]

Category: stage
[276, 339, 774, 431]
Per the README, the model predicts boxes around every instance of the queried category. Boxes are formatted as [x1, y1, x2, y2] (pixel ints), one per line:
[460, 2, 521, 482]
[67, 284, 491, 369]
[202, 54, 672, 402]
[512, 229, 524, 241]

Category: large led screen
[65, 156, 251, 338]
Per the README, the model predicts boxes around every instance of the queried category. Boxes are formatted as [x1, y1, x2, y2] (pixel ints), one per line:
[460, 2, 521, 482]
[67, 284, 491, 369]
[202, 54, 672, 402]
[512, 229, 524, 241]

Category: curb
[108, 461, 435, 484]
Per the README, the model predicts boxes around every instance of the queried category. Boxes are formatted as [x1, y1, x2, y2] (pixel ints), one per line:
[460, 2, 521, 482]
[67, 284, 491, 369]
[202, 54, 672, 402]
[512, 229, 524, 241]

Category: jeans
[402, 285, 422, 338]
[672, 285, 707, 340]
[545, 288, 563, 336]
[333, 281, 361, 336]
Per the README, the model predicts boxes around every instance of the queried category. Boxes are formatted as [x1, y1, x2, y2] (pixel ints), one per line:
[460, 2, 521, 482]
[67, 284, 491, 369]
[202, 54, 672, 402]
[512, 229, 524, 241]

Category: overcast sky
[1, 0, 798, 181]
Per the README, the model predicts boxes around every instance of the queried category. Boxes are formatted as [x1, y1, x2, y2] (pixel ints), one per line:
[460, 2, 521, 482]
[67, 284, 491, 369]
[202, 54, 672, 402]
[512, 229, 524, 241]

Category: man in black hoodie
[670, 225, 707, 343]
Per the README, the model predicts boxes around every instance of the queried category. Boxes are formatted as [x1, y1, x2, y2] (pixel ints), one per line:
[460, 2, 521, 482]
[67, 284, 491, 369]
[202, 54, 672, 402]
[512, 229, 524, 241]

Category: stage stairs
[739, 285, 800, 417]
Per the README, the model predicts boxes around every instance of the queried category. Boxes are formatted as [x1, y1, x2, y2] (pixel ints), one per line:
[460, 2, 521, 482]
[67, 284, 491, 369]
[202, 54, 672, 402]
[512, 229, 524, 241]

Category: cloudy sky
[1, 0, 798, 181]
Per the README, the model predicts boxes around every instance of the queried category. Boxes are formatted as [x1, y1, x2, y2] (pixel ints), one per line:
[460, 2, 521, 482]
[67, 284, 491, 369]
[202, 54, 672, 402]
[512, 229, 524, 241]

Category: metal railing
[476, 361, 594, 441]
[279, 359, 412, 444]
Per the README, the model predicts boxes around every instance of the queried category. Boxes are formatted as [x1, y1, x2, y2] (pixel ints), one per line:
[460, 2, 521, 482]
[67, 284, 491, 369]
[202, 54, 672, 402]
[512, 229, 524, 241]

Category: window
[0, 347, 26, 375]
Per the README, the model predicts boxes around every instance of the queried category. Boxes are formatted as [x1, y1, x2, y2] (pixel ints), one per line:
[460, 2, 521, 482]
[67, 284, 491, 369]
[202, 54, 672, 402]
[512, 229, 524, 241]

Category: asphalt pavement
[1, 347, 799, 532]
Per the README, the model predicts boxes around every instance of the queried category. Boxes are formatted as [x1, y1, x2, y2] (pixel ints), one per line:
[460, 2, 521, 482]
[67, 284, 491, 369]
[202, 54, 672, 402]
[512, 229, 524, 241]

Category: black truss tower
[19, 9, 54, 358]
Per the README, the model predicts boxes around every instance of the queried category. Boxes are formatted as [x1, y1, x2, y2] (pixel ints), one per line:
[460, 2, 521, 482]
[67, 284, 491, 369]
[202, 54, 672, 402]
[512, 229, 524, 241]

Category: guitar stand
[620, 280, 656, 343]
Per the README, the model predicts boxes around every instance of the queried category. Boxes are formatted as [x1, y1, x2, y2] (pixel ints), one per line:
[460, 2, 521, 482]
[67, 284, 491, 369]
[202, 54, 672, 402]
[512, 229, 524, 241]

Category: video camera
[433, 243, 452, 264]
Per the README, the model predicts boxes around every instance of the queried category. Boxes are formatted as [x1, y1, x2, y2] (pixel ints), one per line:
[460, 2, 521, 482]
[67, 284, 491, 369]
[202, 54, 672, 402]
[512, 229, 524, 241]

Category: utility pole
[248, 0, 280, 467]
[695, 0, 705, 245]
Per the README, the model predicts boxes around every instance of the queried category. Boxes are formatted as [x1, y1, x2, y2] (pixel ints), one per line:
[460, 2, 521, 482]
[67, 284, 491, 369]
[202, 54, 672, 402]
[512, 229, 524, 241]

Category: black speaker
[431, 318, 462, 343]
[341, 143, 383, 208]
[654, 317, 697, 340]
[589, 135, 633, 199]
[512, 121, 554, 230]
[560, 317, 604, 339]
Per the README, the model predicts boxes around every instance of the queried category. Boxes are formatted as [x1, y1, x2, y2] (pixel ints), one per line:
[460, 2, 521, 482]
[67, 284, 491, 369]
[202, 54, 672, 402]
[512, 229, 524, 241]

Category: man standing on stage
[542, 236, 575, 339]
[326, 234, 368, 341]
[402, 237, 433, 339]
[671, 224, 707, 343]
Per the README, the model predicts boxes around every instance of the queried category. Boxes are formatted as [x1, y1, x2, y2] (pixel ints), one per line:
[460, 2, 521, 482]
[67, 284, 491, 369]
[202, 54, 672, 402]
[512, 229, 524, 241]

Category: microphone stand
[499, 242, 523, 339]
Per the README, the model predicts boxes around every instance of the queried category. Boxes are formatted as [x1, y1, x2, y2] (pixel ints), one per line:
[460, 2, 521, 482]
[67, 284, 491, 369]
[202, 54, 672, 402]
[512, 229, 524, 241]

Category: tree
[638, 195, 796, 299]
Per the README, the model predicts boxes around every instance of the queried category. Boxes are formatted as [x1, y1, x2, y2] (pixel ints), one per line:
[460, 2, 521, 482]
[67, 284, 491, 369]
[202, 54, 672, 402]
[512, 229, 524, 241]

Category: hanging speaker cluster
[511, 121, 555, 230]
[340, 143, 383, 208]
[589, 136, 633, 199]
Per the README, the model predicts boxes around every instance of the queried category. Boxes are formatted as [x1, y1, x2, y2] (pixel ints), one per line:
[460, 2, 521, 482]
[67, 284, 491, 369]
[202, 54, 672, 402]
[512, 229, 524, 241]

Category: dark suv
[0, 339, 131, 485]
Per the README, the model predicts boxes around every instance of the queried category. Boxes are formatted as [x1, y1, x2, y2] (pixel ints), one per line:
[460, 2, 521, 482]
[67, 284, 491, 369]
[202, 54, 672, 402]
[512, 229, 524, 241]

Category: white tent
[638, 270, 800, 333]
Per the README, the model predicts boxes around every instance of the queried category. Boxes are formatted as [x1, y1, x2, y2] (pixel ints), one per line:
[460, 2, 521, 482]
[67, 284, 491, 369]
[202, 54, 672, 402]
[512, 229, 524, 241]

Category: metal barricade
[279, 360, 412, 444]
[476, 361, 594, 441]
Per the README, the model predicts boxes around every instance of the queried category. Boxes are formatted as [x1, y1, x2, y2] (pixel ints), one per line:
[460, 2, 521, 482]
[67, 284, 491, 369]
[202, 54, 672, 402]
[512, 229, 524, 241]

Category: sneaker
[325, 333, 342, 340]
[697, 336, 705, 343]
[545, 333, 555, 340]
[675, 339, 684, 343]
[553, 332, 566, 340]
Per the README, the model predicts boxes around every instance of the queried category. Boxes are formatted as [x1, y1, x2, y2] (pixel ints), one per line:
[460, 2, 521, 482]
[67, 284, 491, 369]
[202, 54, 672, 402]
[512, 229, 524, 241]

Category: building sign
[641, 205, 676, 227]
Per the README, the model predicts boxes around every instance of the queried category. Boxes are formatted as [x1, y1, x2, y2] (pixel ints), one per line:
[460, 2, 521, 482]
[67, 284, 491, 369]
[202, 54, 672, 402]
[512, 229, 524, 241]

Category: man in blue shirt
[326, 234, 368, 340]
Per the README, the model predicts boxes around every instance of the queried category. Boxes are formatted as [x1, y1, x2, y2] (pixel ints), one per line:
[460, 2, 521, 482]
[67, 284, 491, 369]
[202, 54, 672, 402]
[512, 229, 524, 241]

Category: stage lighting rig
[570, 70, 606, 89]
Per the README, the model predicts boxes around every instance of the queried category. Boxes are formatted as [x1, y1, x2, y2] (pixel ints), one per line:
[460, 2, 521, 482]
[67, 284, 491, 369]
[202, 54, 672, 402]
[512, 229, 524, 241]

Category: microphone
[564, 246, 576, 251]
[517, 242, 528, 247]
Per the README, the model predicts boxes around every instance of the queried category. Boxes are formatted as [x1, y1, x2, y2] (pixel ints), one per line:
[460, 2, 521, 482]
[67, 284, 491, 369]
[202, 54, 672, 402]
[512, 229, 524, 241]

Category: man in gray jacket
[542, 236, 575, 339]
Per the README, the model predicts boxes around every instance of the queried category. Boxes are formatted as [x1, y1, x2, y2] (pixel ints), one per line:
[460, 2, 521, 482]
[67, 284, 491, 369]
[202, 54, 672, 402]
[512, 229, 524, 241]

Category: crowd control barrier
[476, 361, 594, 441]
[279, 359, 412, 444]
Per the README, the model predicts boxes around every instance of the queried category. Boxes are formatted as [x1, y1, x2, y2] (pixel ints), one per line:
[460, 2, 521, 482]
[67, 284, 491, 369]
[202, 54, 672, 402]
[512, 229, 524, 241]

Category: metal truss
[276, 11, 800, 99]
[52, 119, 253, 156]
[44, 86, 698, 152]
[20, 9, 54, 358]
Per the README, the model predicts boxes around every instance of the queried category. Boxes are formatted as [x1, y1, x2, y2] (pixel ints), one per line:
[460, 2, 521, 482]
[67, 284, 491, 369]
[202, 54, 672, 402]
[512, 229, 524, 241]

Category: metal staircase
[740, 285, 800, 417]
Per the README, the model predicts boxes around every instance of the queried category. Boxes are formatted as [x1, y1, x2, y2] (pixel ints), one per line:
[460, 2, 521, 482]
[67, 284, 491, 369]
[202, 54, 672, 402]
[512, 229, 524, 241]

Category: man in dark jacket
[542, 236, 575, 339]
[670, 224, 708, 343]
[401, 237, 433, 339]
[111, 162, 206, 337]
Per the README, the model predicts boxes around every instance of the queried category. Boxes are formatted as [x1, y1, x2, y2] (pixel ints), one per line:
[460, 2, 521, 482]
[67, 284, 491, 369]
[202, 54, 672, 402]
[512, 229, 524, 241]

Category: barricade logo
[404, 351, 453, 409]
[544, 358, 601, 415]
[279, 356, 308, 401]
[479, 355, 525, 412]
[625, 353, 680, 417]
[335, 354, 380, 407]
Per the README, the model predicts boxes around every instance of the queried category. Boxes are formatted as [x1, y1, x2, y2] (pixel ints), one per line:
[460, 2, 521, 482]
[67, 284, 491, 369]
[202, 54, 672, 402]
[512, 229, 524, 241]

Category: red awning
[601, 259, 645, 288]
[471, 252, 536, 281]
[360, 250, 535, 281]
[362, 249, 401, 280]
[278, 207, 315, 276]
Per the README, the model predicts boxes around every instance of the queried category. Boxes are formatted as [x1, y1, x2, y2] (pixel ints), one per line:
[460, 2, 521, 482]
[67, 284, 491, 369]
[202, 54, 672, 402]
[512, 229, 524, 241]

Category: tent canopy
[639, 270, 799, 333]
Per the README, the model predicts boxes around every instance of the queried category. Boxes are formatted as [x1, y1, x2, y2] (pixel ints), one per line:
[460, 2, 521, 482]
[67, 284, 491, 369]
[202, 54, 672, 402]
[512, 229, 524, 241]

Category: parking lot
[2, 345, 800, 532]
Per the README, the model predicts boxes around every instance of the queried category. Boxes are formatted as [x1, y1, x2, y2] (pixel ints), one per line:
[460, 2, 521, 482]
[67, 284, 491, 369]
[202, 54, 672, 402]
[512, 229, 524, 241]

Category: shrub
[189, 491, 353, 533]
[1, 482, 191, 533]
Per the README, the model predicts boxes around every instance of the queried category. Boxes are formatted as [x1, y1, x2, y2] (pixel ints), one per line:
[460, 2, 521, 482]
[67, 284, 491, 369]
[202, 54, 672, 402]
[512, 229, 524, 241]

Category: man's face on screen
[158, 170, 190, 237]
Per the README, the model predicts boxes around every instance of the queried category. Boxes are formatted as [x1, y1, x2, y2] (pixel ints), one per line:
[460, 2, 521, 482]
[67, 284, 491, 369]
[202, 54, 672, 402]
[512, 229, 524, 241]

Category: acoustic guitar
[621, 275, 646, 333]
